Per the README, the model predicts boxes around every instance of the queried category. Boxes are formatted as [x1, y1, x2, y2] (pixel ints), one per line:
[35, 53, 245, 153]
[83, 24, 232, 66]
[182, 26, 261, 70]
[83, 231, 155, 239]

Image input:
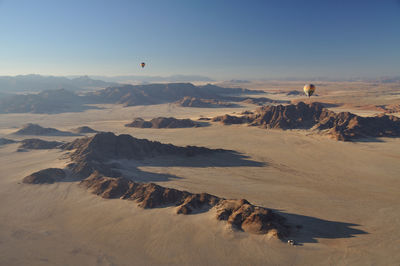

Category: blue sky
[0, 0, 399, 79]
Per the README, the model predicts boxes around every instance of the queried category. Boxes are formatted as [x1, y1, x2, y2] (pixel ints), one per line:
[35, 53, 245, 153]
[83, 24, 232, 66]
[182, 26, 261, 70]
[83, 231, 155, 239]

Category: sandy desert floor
[0, 82, 400, 265]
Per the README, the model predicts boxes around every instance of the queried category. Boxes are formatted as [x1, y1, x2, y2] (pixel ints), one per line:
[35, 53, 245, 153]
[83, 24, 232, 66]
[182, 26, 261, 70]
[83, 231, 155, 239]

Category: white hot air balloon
[303, 84, 316, 98]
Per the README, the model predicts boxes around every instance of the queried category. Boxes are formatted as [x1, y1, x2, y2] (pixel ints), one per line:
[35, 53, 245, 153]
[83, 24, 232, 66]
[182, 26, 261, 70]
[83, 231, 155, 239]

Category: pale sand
[1, 82, 400, 265]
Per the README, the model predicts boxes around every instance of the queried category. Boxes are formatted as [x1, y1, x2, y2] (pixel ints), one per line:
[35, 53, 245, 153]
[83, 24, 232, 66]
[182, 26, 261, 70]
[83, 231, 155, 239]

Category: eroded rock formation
[81, 172, 290, 238]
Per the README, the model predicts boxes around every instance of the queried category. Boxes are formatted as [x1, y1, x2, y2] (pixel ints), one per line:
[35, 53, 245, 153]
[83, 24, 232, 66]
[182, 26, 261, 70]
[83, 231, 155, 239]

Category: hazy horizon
[2, 73, 400, 83]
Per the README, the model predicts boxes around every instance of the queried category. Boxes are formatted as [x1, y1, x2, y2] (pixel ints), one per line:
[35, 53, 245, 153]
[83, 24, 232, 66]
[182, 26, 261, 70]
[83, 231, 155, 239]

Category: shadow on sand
[350, 137, 387, 143]
[134, 150, 266, 168]
[99, 150, 266, 182]
[277, 211, 368, 244]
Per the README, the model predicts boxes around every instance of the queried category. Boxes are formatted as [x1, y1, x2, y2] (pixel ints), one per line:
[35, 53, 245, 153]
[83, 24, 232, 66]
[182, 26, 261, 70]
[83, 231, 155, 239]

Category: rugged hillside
[125, 117, 200, 128]
[62, 132, 222, 177]
[212, 102, 400, 141]
[81, 172, 289, 238]
[13, 123, 78, 136]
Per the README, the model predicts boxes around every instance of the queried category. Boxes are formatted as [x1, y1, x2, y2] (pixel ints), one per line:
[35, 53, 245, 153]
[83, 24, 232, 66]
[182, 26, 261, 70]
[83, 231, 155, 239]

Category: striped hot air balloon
[303, 84, 316, 98]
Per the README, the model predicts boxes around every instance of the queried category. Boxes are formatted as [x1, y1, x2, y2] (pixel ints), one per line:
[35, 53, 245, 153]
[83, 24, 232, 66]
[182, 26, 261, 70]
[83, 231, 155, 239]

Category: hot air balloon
[303, 84, 316, 98]
[140, 62, 146, 68]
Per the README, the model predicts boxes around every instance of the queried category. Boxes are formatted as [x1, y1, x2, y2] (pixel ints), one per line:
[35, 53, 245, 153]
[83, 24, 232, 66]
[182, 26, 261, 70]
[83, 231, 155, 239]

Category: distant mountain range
[257, 76, 400, 83]
[0, 83, 262, 114]
[0, 89, 99, 114]
[87, 74, 214, 83]
[0, 74, 117, 93]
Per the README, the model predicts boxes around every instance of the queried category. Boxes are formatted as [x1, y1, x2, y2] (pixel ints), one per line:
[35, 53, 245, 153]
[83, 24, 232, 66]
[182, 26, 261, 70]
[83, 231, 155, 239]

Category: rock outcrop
[81, 172, 289, 238]
[62, 132, 222, 177]
[212, 102, 400, 141]
[125, 117, 200, 128]
[18, 139, 64, 150]
[13, 123, 78, 136]
[22, 168, 66, 184]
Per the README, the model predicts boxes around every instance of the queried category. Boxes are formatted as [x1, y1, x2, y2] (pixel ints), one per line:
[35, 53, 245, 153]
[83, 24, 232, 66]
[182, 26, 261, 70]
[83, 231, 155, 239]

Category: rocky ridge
[212, 102, 400, 141]
[81, 172, 289, 238]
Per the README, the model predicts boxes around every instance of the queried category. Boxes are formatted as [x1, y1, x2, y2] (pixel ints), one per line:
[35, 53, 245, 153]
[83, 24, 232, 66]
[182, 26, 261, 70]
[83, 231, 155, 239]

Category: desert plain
[0, 80, 400, 266]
